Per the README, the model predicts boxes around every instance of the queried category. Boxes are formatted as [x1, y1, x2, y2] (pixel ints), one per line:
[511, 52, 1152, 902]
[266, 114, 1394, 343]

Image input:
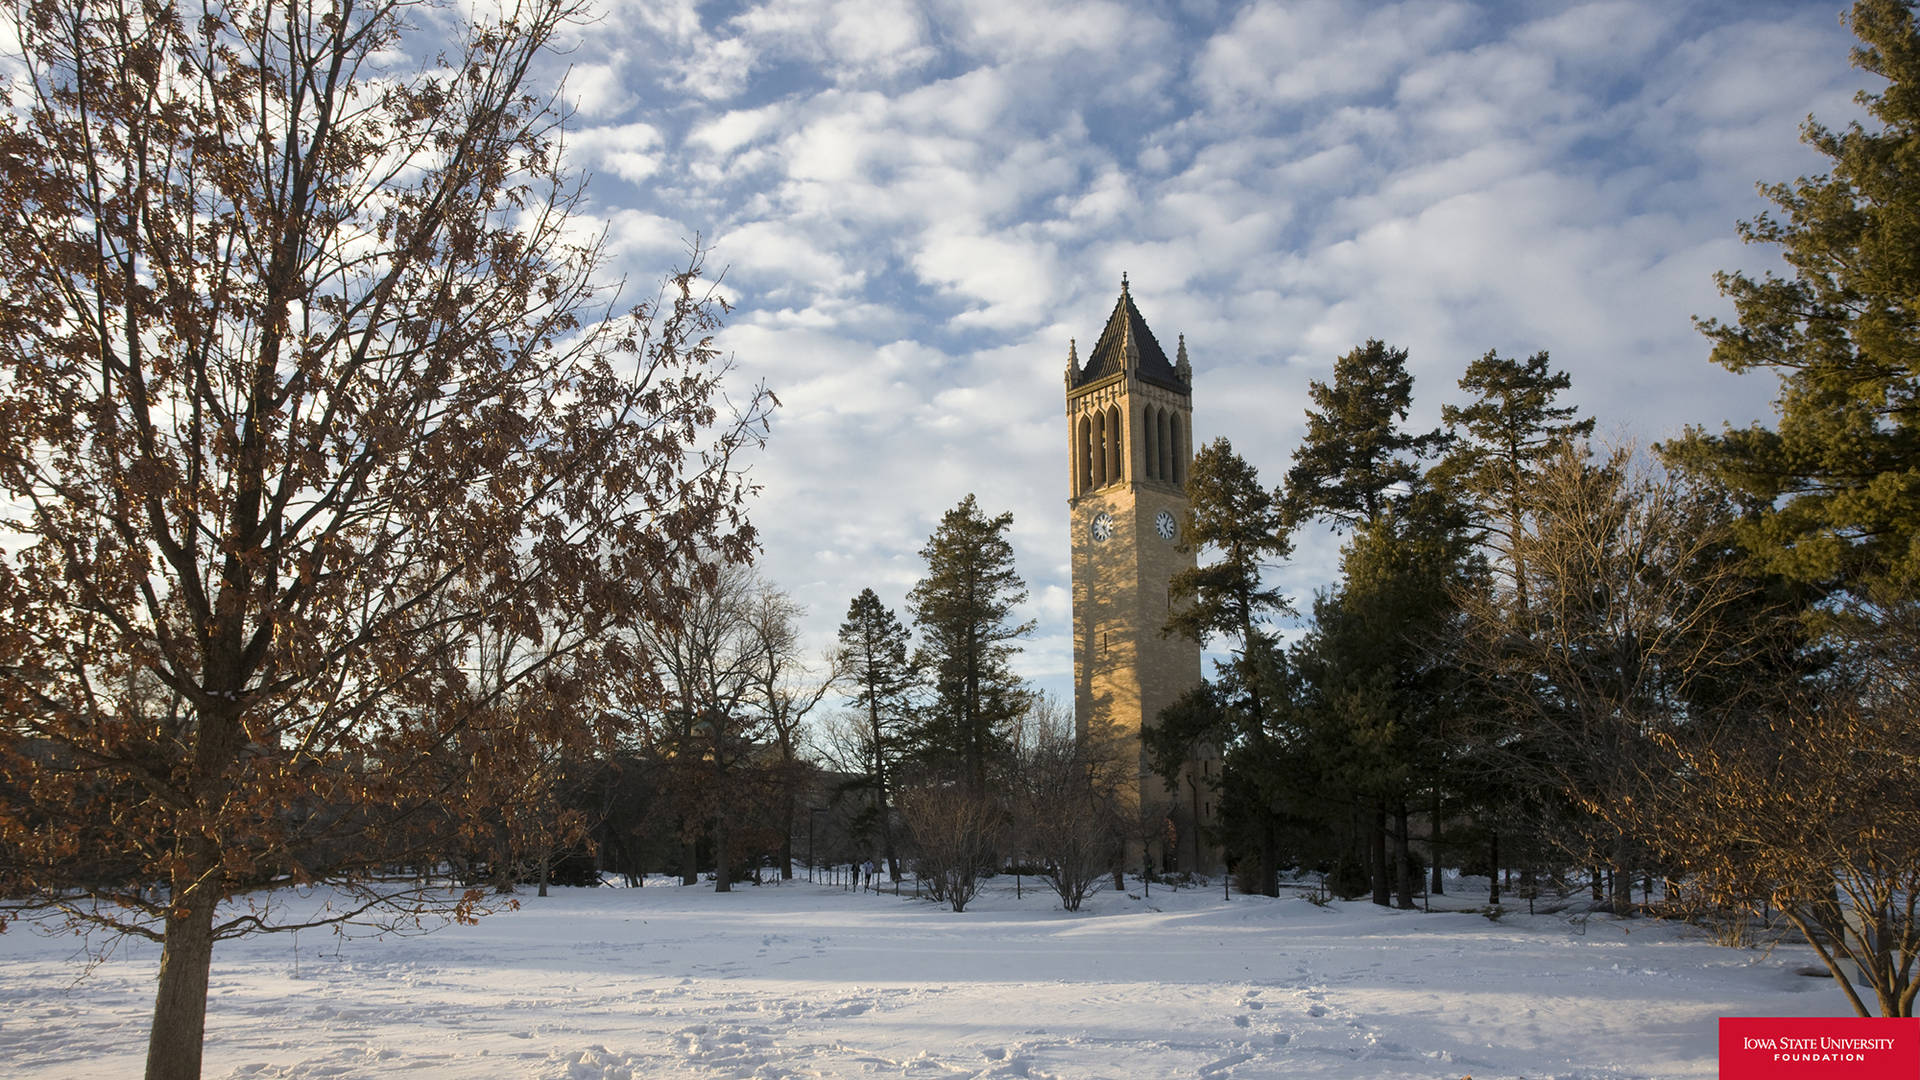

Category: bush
[898, 785, 1004, 913]
[1327, 857, 1371, 901]
[545, 847, 601, 888]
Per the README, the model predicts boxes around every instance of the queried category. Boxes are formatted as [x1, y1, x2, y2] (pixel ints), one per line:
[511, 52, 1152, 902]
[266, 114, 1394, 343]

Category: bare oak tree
[1633, 698, 1920, 1016]
[898, 781, 1004, 913]
[0, 0, 768, 1076]
[1457, 444, 1762, 910]
[744, 585, 838, 880]
[1014, 696, 1125, 911]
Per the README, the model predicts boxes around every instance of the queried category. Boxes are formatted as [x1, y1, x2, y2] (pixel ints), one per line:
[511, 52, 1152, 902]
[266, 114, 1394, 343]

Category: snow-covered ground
[0, 873, 1860, 1079]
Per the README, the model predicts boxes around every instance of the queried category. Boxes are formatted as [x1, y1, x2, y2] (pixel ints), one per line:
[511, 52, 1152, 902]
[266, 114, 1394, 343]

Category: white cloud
[912, 226, 1062, 329]
[565, 63, 639, 119]
[1064, 169, 1136, 224]
[689, 103, 788, 157]
[1514, 1, 1669, 63]
[1194, 0, 1475, 110]
[726, 0, 939, 84]
[597, 0, 702, 41]
[823, 0, 939, 81]
[537, 0, 1869, 702]
[715, 219, 865, 298]
[675, 35, 758, 101]
[938, 0, 1148, 62]
[603, 209, 699, 263]
[567, 122, 665, 184]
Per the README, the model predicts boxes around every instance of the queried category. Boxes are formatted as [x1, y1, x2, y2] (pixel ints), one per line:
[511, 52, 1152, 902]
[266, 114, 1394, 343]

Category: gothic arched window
[1157, 408, 1172, 482]
[1170, 413, 1186, 486]
[1098, 405, 1113, 486]
[1143, 406, 1158, 481]
[1075, 413, 1092, 495]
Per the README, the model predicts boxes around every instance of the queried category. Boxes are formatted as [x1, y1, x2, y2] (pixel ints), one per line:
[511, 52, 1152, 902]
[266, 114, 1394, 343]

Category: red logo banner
[1720, 1017, 1920, 1079]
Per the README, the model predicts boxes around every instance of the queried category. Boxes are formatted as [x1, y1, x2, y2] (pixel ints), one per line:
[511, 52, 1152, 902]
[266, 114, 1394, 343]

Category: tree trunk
[1428, 792, 1443, 896]
[537, 844, 550, 898]
[1394, 801, 1415, 909]
[1242, 665, 1278, 897]
[1259, 815, 1280, 897]
[779, 790, 796, 880]
[1189, 777, 1203, 874]
[1370, 803, 1390, 907]
[144, 877, 218, 1080]
[1487, 829, 1500, 906]
[882, 795, 901, 882]
[606, 829, 642, 887]
[713, 817, 731, 893]
[490, 822, 517, 894]
[680, 836, 698, 886]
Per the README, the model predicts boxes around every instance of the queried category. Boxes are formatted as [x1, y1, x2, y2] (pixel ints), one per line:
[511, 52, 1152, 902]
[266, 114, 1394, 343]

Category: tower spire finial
[1121, 271, 1129, 295]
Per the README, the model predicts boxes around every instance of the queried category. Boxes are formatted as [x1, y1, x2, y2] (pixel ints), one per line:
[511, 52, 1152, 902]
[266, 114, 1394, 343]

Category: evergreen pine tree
[907, 495, 1034, 797]
[1295, 484, 1478, 909]
[1281, 338, 1443, 904]
[1668, 0, 1920, 595]
[1434, 349, 1593, 898]
[1159, 437, 1294, 897]
[1283, 339, 1445, 531]
[1438, 349, 1595, 619]
[836, 588, 917, 879]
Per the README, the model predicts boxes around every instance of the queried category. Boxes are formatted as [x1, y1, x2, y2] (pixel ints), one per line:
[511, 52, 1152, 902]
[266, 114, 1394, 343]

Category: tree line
[1151, 0, 1920, 1019]
[555, 491, 1114, 924]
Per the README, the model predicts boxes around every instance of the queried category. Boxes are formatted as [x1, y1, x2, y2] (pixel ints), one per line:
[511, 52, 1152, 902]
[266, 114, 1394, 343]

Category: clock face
[1090, 512, 1114, 542]
[1155, 510, 1178, 541]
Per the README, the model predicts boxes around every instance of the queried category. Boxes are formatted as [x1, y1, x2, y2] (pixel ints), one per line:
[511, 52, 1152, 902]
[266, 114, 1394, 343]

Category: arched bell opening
[1091, 409, 1108, 488]
[1143, 405, 1158, 482]
[1170, 412, 1186, 487]
[1074, 413, 1093, 496]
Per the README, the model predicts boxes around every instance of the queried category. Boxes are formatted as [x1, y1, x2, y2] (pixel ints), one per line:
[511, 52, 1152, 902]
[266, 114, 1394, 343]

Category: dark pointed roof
[1068, 279, 1188, 394]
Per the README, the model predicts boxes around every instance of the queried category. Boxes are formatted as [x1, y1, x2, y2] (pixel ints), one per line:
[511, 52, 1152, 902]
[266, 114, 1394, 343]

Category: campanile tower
[1066, 277, 1217, 873]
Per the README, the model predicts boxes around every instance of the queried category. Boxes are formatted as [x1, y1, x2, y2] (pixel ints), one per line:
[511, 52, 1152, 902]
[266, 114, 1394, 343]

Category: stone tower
[1065, 276, 1219, 874]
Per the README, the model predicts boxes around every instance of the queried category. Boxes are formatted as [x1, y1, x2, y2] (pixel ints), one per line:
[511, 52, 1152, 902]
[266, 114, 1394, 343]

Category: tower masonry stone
[1065, 280, 1222, 874]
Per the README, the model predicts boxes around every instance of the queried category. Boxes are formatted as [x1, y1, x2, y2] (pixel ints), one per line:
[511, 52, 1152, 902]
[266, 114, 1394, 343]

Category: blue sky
[546, 0, 1864, 704]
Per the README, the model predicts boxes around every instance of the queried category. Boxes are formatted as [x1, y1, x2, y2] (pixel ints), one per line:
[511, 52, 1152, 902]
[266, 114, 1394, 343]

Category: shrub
[898, 785, 1004, 913]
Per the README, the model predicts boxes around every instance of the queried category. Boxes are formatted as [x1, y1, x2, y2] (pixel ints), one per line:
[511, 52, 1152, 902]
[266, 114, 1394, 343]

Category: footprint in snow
[1198, 1051, 1253, 1077]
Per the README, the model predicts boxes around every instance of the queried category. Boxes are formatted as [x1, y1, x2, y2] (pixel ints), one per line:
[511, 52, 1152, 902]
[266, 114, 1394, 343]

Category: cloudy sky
[546, 0, 1865, 703]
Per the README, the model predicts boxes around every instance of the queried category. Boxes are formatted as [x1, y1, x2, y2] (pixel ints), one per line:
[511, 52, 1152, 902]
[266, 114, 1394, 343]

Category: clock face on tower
[1090, 512, 1114, 542]
[1155, 510, 1177, 541]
